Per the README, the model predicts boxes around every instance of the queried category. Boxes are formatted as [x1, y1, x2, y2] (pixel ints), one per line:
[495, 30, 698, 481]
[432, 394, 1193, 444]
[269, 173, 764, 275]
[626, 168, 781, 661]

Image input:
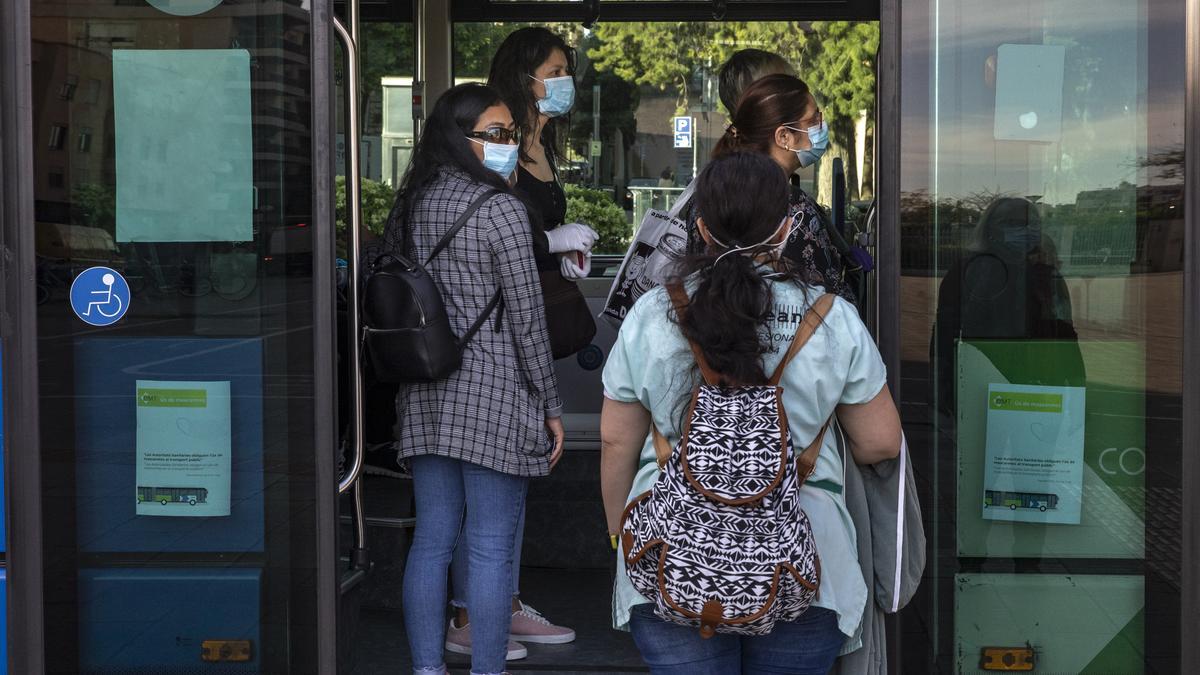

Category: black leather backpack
[362, 189, 502, 383]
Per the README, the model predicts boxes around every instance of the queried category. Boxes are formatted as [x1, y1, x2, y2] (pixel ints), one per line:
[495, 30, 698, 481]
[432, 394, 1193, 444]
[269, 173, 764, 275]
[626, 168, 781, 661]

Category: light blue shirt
[602, 279, 887, 650]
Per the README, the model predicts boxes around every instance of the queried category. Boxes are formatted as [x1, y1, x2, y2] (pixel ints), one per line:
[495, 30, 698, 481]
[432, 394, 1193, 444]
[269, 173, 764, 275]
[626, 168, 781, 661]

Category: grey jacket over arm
[833, 430, 926, 674]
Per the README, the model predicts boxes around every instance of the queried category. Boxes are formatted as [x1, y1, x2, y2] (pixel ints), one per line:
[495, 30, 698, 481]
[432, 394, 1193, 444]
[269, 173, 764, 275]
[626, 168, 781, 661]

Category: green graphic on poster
[956, 340, 1145, 559]
[956, 573, 1144, 673]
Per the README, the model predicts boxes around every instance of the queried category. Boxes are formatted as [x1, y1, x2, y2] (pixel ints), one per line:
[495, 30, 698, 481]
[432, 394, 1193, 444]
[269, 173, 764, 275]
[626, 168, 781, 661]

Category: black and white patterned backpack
[621, 285, 836, 638]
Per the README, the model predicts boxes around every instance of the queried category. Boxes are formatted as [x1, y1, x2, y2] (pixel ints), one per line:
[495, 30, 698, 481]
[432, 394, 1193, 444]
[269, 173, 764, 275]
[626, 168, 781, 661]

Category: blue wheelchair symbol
[70, 266, 131, 326]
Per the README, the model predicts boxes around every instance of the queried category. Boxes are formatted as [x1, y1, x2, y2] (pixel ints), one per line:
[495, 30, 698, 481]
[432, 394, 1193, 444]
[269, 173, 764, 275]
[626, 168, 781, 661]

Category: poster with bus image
[135, 380, 232, 517]
[982, 382, 1086, 524]
[955, 340, 1146, 559]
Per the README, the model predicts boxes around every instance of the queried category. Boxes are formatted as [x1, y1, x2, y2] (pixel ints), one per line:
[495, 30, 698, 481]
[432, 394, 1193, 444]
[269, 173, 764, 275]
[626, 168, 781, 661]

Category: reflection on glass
[900, 0, 1185, 671]
[30, 0, 321, 671]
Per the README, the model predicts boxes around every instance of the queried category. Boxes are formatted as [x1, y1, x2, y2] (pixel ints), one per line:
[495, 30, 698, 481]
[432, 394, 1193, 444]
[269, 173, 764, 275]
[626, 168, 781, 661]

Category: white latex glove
[545, 222, 598, 254]
[560, 250, 591, 280]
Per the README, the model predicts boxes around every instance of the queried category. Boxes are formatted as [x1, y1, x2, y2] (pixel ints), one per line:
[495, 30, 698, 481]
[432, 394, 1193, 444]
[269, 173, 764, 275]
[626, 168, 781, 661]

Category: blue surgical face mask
[529, 74, 575, 117]
[469, 138, 518, 180]
[1002, 227, 1041, 252]
[784, 120, 830, 168]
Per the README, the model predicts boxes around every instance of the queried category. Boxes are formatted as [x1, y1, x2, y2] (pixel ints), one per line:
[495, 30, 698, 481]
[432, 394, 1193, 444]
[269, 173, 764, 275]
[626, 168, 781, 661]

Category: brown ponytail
[711, 74, 811, 160]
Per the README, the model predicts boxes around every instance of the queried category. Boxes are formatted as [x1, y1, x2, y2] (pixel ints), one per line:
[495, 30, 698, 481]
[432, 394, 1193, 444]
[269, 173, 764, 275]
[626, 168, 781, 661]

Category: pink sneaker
[444, 619, 527, 661]
[509, 602, 577, 644]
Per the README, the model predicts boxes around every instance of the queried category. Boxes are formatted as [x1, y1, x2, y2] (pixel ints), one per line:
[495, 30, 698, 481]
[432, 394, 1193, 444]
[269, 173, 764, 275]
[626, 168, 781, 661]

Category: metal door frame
[0, 0, 45, 671]
[313, 0, 341, 671]
[1183, 0, 1200, 668]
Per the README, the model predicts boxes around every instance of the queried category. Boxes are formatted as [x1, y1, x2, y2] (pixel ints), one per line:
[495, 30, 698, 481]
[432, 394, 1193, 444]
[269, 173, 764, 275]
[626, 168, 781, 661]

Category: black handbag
[362, 189, 502, 383]
[540, 269, 597, 359]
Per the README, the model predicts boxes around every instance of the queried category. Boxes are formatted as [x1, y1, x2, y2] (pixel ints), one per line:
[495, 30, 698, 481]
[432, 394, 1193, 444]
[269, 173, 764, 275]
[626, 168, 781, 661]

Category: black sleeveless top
[513, 164, 566, 272]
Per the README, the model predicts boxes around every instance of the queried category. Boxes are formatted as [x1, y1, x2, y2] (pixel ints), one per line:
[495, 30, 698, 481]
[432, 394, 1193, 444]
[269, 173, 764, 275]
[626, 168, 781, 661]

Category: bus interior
[333, 1, 887, 673]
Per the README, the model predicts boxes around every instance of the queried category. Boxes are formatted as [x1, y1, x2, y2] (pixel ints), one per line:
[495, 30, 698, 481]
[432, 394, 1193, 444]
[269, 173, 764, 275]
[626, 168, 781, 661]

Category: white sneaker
[509, 602, 577, 644]
[444, 619, 528, 661]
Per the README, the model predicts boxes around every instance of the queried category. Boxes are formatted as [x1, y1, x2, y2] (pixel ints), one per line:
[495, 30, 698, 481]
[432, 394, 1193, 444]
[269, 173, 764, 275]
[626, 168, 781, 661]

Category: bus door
[17, 0, 342, 671]
[333, 1, 888, 672]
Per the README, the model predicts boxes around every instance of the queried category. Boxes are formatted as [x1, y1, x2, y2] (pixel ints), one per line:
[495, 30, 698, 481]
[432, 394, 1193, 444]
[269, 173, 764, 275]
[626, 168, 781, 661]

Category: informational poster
[982, 383, 1086, 524]
[113, 50, 253, 242]
[955, 340, 1146, 560]
[135, 380, 232, 517]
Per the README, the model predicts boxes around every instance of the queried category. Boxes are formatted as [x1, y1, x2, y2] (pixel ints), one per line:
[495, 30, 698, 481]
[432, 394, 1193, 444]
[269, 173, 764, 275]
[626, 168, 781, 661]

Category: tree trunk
[859, 120, 875, 201]
[817, 118, 859, 207]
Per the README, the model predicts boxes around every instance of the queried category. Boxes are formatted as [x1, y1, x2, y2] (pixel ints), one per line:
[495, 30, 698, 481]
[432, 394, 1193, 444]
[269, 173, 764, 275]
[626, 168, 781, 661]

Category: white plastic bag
[601, 184, 695, 327]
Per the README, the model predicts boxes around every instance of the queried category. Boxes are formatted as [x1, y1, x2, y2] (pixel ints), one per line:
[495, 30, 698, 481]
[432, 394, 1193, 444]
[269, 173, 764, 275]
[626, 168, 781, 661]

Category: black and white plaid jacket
[386, 169, 562, 477]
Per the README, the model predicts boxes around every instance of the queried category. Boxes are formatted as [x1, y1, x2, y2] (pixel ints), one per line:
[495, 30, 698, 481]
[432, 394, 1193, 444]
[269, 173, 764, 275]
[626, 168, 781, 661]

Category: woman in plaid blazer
[383, 83, 564, 675]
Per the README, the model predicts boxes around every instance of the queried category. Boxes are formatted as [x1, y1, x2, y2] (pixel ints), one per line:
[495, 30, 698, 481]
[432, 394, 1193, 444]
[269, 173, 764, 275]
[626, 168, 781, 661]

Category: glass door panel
[899, 0, 1186, 671]
[29, 0, 325, 671]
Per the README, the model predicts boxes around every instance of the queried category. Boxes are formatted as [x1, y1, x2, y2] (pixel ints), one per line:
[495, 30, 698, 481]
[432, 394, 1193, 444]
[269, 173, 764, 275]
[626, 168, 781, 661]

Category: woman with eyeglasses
[432, 27, 589, 661]
[382, 82, 565, 675]
[703, 73, 856, 303]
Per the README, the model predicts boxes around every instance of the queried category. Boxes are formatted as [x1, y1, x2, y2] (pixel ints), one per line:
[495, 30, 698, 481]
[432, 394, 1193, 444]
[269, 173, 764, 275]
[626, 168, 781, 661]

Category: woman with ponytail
[692, 73, 857, 303]
[600, 152, 901, 673]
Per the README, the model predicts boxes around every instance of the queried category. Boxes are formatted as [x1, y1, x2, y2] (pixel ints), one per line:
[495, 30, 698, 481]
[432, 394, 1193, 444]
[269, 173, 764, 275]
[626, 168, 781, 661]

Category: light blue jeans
[450, 504, 524, 607]
[628, 604, 845, 675]
[403, 455, 528, 675]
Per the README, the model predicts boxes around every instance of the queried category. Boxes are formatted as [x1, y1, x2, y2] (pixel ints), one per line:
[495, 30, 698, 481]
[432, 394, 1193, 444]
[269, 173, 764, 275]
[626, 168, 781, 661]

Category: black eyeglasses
[467, 127, 521, 144]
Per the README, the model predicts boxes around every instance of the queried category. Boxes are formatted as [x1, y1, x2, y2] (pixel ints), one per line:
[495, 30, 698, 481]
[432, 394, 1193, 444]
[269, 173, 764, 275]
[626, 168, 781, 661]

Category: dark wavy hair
[713, 73, 811, 160]
[487, 27, 576, 167]
[668, 152, 804, 386]
[383, 83, 518, 255]
[717, 49, 794, 113]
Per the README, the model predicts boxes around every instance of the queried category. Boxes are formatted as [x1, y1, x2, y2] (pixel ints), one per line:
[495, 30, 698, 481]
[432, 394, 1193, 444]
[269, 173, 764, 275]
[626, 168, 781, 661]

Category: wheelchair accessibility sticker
[70, 267, 130, 326]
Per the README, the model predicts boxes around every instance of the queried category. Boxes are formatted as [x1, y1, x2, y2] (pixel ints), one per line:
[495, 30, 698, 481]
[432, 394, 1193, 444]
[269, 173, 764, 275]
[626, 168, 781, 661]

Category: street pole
[691, 115, 697, 181]
[592, 83, 601, 186]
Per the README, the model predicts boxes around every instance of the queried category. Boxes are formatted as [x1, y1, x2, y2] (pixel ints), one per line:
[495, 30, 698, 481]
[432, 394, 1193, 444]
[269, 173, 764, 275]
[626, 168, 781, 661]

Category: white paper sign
[135, 380, 232, 517]
[114, 50, 253, 242]
[982, 383, 1085, 524]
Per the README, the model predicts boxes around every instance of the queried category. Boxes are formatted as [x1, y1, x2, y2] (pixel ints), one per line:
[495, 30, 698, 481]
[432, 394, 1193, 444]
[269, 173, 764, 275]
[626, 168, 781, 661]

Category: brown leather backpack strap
[795, 418, 831, 486]
[666, 283, 721, 386]
[651, 426, 673, 469]
[769, 293, 836, 386]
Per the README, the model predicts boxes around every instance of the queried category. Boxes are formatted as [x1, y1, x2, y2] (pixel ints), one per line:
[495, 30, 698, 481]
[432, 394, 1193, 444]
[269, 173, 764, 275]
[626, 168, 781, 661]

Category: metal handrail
[334, 14, 364, 496]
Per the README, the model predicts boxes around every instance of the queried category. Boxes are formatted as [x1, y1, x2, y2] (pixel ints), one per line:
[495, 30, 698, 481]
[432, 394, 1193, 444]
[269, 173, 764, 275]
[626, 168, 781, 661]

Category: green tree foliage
[588, 22, 720, 111]
[565, 184, 631, 254]
[453, 22, 583, 80]
[72, 183, 116, 232]
[587, 21, 878, 201]
[454, 23, 524, 80]
[358, 24, 415, 124]
[802, 21, 878, 202]
[336, 175, 395, 257]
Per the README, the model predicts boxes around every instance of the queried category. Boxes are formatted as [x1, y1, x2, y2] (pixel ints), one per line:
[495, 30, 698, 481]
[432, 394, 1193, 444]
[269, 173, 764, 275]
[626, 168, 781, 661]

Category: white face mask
[708, 214, 794, 266]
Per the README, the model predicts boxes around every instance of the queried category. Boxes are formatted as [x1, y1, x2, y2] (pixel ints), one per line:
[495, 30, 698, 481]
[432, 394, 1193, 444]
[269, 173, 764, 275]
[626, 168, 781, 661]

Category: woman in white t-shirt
[599, 152, 902, 674]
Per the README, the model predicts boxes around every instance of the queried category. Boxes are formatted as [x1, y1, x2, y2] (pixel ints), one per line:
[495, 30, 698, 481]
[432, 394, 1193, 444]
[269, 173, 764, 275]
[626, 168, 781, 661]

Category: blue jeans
[403, 455, 528, 675]
[450, 505, 524, 607]
[628, 604, 845, 675]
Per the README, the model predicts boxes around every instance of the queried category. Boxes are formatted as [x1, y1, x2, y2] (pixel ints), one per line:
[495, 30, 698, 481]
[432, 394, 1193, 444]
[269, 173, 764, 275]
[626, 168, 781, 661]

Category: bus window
[451, 20, 880, 260]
